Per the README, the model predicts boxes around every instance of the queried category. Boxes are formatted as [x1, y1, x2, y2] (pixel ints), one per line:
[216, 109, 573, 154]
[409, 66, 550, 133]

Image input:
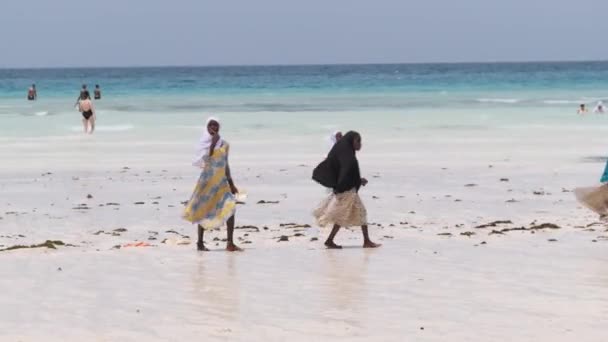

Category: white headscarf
[329, 130, 341, 149]
[193, 117, 224, 167]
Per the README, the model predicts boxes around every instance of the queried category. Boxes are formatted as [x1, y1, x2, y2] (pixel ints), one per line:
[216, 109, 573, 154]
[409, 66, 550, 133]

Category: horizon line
[1, 58, 608, 70]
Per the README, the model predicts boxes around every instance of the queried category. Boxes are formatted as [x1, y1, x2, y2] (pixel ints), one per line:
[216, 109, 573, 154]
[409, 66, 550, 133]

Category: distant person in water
[75, 84, 88, 107]
[80, 84, 88, 98]
[594, 101, 605, 114]
[27, 84, 37, 101]
[94, 84, 101, 100]
[78, 91, 96, 134]
[183, 117, 241, 252]
[312, 131, 380, 249]
[577, 104, 588, 115]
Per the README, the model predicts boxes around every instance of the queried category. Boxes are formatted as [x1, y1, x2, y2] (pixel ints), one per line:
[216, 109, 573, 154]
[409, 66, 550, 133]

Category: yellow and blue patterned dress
[183, 143, 236, 229]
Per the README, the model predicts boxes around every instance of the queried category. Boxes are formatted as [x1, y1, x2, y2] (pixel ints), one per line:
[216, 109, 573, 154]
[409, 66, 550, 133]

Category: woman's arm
[226, 163, 234, 185]
[209, 133, 219, 157]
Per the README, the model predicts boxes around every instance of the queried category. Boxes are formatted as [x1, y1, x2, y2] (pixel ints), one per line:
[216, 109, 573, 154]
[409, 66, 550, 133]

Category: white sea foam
[476, 98, 520, 104]
[542, 100, 582, 105]
[581, 97, 608, 103]
[69, 124, 134, 132]
[34, 111, 49, 116]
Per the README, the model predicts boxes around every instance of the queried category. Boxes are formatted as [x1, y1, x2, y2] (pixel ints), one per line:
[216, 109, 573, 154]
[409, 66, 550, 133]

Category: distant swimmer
[94, 84, 101, 100]
[594, 101, 605, 114]
[577, 104, 588, 115]
[75, 84, 87, 107]
[78, 91, 96, 134]
[74, 84, 91, 108]
[27, 84, 37, 101]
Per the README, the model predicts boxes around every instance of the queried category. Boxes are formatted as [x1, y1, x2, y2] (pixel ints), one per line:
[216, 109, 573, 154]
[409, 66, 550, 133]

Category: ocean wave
[476, 98, 520, 104]
[427, 124, 490, 130]
[69, 124, 134, 132]
[581, 156, 608, 163]
[107, 105, 138, 112]
[542, 100, 582, 105]
[581, 97, 608, 104]
[166, 104, 207, 111]
[16, 110, 53, 117]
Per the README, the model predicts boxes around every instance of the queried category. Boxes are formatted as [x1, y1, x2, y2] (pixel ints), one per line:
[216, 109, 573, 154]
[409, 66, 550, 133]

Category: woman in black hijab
[312, 131, 381, 249]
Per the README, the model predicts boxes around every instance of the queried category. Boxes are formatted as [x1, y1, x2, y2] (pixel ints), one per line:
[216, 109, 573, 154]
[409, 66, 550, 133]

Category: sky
[1, 0, 607, 68]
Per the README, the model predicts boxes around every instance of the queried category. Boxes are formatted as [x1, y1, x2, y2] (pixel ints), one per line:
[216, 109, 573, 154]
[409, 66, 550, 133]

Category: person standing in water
[78, 91, 96, 134]
[577, 104, 588, 115]
[183, 117, 241, 252]
[27, 84, 37, 101]
[312, 131, 380, 249]
[75, 84, 87, 107]
[94, 84, 101, 100]
[594, 101, 605, 114]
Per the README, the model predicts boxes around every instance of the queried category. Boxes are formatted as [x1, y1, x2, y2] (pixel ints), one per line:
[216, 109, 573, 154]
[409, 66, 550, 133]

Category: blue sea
[1, 62, 607, 138]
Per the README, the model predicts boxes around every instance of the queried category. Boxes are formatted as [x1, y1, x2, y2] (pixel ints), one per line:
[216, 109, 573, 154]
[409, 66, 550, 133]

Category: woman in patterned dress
[183, 117, 241, 252]
[312, 131, 381, 249]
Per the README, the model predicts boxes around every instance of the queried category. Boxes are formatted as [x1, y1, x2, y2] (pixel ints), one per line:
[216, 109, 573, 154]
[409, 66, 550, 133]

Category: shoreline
[1, 238, 606, 341]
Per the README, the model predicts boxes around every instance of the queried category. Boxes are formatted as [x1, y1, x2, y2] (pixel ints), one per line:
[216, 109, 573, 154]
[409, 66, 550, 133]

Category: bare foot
[226, 243, 243, 252]
[197, 242, 210, 251]
[363, 241, 382, 248]
[324, 241, 343, 249]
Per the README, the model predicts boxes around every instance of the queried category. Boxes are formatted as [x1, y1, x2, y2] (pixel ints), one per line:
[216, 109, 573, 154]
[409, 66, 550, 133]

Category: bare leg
[362, 225, 381, 248]
[324, 224, 342, 249]
[90, 116, 95, 134]
[226, 215, 242, 252]
[197, 224, 209, 251]
[82, 118, 87, 133]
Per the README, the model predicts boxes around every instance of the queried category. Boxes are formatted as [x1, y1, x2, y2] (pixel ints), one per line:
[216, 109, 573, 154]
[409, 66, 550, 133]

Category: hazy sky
[1, 0, 607, 68]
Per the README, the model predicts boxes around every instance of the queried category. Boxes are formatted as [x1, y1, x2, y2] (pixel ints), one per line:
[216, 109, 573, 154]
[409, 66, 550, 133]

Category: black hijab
[312, 131, 362, 193]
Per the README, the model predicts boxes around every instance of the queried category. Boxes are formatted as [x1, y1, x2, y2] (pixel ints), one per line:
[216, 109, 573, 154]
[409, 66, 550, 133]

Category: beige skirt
[575, 184, 608, 217]
[313, 189, 368, 227]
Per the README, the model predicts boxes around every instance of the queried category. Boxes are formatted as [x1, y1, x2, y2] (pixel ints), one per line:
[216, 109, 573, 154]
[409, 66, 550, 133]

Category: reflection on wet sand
[193, 254, 240, 323]
[319, 249, 372, 331]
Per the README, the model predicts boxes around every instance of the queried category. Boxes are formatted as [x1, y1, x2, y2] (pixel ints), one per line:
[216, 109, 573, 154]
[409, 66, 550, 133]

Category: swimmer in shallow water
[94, 84, 101, 100]
[27, 84, 37, 101]
[577, 103, 588, 115]
[78, 91, 96, 134]
[594, 101, 605, 114]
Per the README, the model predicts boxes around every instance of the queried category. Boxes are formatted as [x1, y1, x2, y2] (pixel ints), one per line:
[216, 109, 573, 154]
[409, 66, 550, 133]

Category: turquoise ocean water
[1, 62, 608, 138]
